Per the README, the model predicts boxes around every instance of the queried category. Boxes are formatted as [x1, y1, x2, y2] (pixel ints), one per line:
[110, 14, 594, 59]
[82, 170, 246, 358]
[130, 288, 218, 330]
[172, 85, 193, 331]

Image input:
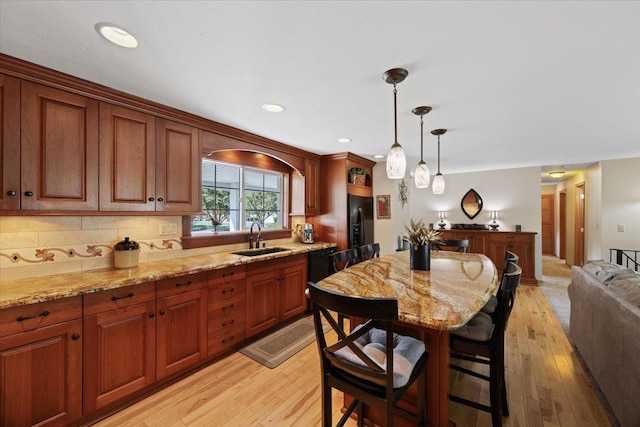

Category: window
[192, 159, 284, 235]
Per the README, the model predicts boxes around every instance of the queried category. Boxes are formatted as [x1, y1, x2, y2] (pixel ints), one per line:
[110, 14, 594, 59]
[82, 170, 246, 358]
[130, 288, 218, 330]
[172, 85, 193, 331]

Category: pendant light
[383, 68, 408, 179]
[412, 106, 432, 188]
[431, 129, 447, 194]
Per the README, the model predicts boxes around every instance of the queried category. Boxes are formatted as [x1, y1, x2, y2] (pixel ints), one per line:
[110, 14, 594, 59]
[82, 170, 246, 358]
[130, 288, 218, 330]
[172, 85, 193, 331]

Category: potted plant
[403, 217, 443, 270]
[349, 168, 368, 185]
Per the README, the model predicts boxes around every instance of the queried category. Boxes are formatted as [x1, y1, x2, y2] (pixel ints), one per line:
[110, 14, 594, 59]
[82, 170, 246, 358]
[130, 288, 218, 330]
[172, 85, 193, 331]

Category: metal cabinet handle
[16, 310, 50, 322]
[222, 336, 235, 343]
[72, 334, 80, 341]
[111, 292, 134, 301]
[159, 310, 165, 315]
[24, 191, 33, 197]
[175, 280, 192, 288]
[6, 190, 16, 196]
[148, 197, 155, 202]
[222, 319, 235, 327]
[157, 197, 164, 202]
[222, 304, 235, 311]
[149, 312, 155, 318]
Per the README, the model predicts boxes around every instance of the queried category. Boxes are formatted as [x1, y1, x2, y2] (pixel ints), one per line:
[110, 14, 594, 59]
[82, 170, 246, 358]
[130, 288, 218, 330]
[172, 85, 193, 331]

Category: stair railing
[609, 249, 640, 271]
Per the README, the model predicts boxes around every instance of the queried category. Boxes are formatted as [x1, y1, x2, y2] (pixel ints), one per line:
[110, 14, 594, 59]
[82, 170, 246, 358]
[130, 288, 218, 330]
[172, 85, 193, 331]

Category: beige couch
[568, 261, 640, 427]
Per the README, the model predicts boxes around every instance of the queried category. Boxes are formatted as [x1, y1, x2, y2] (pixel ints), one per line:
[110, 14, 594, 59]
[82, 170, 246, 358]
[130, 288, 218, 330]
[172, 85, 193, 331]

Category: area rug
[240, 317, 324, 369]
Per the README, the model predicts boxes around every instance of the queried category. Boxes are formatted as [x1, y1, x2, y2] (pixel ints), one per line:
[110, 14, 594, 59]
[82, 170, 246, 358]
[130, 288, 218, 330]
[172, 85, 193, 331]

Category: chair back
[331, 248, 360, 273]
[494, 261, 522, 335]
[502, 250, 519, 274]
[433, 239, 469, 253]
[307, 281, 398, 390]
[357, 243, 381, 261]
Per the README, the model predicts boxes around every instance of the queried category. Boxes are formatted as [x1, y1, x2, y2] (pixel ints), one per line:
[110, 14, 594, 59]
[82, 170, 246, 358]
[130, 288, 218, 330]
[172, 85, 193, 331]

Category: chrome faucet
[249, 222, 262, 249]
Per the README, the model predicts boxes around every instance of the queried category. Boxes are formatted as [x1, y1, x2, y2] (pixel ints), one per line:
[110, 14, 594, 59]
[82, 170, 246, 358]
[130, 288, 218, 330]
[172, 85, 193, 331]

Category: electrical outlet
[617, 224, 625, 232]
[159, 223, 178, 235]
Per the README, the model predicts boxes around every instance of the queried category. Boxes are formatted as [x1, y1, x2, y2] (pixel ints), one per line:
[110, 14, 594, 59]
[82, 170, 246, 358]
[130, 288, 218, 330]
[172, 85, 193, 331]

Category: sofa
[568, 261, 640, 427]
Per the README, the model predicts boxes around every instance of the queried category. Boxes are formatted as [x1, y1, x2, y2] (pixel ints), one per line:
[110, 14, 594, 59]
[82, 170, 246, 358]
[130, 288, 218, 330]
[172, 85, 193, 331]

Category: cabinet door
[99, 103, 156, 211]
[488, 234, 535, 283]
[304, 158, 321, 215]
[279, 260, 308, 321]
[155, 118, 200, 213]
[0, 320, 82, 427]
[0, 73, 20, 211]
[156, 288, 207, 379]
[83, 301, 156, 412]
[246, 270, 280, 337]
[21, 82, 98, 210]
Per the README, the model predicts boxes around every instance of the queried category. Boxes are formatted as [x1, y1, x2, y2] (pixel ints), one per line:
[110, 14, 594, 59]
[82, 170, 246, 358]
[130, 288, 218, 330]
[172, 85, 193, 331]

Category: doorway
[541, 194, 555, 255]
[574, 183, 585, 266]
[559, 190, 567, 260]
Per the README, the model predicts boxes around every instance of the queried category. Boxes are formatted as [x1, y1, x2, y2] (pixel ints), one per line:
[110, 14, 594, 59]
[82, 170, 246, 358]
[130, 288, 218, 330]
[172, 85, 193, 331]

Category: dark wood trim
[181, 228, 293, 250]
[203, 147, 291, 175]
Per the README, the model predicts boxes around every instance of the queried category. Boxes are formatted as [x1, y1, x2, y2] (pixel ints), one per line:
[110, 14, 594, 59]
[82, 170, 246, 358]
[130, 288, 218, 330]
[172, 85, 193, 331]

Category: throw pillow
[608, 273, 640, 307]
[596, 268, 637, 285]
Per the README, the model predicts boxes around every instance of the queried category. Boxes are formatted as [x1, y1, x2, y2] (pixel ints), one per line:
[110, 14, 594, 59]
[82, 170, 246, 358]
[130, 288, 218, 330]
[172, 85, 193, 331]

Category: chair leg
[489, 359, 503, 427]
[322, 383, 332, 427]
[501, 367, 509, 416]
[357, 401, 364, 427]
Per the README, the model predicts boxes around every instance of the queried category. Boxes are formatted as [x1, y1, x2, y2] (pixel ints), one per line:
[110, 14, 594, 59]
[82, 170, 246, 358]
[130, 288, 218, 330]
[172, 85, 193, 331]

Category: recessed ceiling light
[549, 171, 565, 178]
[337, 138, 351, 143]
[373, 154, 385, 159]
[95, 22, 139, 49]
[262, 104, 284, 113]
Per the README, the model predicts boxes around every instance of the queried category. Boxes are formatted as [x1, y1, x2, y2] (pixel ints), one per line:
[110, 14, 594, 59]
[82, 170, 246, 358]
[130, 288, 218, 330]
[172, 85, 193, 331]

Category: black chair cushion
[332, 325, 425, 388]
[451, 311, 495, 341]
[480, 294, 498, 314]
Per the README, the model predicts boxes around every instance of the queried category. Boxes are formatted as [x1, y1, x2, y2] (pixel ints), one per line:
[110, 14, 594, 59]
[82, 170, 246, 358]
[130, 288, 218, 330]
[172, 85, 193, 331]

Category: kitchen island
[317, 250, 499, 427]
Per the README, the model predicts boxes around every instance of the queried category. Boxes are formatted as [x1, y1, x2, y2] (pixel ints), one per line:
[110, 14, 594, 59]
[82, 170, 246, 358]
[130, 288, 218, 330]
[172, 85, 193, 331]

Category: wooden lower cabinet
[82, 283, 156, 413]
[208, 265, 247, 357]
[440, 230, 537, 284]
[156, 272, 208, 379]
[0, 297, 83, 427]
[246, 254, 308, 337]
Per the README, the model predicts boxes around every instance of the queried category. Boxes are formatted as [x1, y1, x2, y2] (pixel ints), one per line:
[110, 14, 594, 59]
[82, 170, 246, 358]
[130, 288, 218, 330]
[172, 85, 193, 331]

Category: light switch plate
[617, 224, 625, 232]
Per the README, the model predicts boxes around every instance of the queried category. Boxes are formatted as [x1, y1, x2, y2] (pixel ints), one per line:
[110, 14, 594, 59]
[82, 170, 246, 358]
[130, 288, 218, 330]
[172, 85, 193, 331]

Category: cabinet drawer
[156, 272, 207, 298]
[83, 282, 155, 316]
[208, 297, 245, 321]
[489, 233, 533, 244]
[208, 326, 246, 357]
[0, 296, 82, 338]
[208, 265, 246, 286]
[209, 280, 245, 309]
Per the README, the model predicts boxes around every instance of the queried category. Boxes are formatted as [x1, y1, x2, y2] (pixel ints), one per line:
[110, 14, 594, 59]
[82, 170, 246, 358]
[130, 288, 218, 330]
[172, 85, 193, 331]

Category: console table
[440, 229, 537, 284]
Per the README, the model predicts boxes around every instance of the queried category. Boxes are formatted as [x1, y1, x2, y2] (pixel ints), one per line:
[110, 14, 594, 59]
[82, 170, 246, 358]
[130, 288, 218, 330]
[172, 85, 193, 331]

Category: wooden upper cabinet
[155, 118, 201, 213]
[0, 73, 20, 211]
[20, 82, 99, 210]
[304, 158, 321, 215]
[99, 103, 156, 211]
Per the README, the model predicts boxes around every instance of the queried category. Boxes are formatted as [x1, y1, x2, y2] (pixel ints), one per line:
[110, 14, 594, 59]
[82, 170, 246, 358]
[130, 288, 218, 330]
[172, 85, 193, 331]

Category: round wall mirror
[461, 189, 483, 219]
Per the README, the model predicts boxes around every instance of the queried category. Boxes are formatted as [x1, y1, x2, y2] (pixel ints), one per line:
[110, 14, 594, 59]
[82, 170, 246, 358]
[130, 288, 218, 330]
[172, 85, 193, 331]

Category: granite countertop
[317, 250, 498, 330]
[0, 242, 336, 310]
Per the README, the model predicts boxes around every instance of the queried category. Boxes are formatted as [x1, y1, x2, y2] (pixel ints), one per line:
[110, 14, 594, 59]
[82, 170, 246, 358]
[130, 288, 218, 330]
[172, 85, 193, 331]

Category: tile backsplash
[0, 215, 305, 282]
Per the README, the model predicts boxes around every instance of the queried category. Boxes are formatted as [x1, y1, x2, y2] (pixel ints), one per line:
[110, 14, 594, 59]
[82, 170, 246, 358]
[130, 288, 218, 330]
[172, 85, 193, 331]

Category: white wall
[600, 157, 640, 260]
[373, 163, 543, 279]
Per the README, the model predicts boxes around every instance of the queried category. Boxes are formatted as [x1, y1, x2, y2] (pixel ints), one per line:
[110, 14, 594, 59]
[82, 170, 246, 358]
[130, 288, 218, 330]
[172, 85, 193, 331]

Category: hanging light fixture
[412, 106, 432, 188]
[383, 68, 408, 179]
[431, 129, 447, 194]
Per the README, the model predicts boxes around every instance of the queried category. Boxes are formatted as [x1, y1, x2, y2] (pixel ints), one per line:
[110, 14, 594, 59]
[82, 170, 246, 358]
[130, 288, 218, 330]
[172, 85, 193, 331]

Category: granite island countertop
[317, 250, 499, 330]
[0, 242, 336, 310]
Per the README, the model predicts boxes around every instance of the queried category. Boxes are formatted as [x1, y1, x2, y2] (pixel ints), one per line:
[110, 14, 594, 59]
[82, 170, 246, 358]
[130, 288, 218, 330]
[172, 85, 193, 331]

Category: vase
[410, 244, 431, 271]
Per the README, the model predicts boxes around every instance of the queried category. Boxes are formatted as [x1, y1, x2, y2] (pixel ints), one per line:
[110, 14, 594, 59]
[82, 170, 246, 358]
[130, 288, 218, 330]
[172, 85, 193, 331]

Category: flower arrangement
[403, 217, 443, 247]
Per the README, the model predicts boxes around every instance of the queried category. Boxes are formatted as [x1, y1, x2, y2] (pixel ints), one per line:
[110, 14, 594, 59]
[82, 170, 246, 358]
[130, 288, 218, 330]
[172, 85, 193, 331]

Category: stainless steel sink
[232, 247, 290, 257]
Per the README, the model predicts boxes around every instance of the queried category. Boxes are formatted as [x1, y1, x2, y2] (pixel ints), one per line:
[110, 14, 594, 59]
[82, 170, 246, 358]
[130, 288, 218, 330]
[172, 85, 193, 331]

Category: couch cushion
[608, 273, 640, 307]
[583, 260, 623, 277]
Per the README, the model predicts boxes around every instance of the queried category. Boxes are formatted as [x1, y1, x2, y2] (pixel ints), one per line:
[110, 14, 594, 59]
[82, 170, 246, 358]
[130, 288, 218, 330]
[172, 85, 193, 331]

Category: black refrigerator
[348, 194, 374, 249]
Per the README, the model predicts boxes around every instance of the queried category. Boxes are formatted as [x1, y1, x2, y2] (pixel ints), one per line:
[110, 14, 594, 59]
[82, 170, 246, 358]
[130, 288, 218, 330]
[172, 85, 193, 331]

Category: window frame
[182, 150, 294, 250]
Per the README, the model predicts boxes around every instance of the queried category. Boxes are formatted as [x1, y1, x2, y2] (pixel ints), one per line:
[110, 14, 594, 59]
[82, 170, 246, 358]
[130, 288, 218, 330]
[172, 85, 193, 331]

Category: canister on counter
[114, 237, 140, 269]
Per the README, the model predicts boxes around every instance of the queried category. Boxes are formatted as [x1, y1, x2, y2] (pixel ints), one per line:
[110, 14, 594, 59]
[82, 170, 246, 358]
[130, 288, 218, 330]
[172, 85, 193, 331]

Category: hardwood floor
[94, 283, 611, 427]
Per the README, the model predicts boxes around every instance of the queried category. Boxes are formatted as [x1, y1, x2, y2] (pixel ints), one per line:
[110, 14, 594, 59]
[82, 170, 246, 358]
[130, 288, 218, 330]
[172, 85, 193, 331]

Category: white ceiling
[2, 1, 639, 176]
